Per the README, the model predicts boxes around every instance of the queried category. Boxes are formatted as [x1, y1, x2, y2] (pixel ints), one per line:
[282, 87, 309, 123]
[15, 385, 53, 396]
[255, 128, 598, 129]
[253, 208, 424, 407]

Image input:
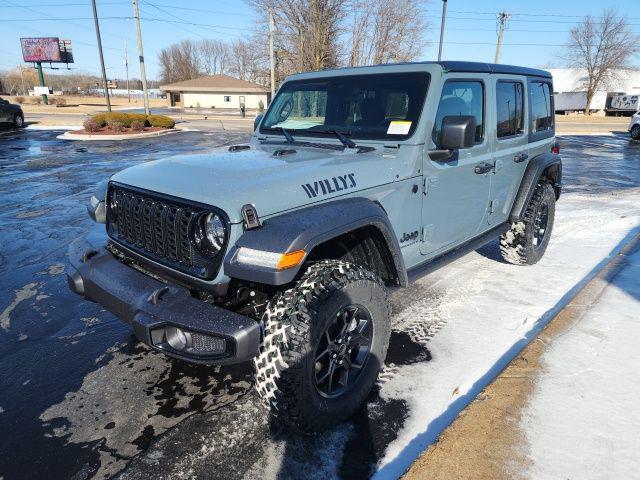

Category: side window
[432, 80, 484, 146]
[530, 82, 553, 132]
[224, 96, 231, 102]
[496, 81, 524, 138]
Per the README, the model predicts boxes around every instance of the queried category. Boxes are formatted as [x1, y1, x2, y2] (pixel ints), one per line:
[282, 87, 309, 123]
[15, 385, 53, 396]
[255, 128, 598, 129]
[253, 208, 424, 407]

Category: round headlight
[192, 212, 226, 257]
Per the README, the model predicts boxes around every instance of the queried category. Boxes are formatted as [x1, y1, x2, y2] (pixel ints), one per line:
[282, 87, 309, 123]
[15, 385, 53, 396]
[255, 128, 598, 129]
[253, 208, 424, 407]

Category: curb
[57, 128, 180, 141]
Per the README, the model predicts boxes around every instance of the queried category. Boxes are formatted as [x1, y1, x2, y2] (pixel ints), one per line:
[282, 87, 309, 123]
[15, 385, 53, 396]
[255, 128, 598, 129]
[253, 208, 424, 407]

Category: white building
[548, 68, 640, 113]
[160, 74, 270, 110]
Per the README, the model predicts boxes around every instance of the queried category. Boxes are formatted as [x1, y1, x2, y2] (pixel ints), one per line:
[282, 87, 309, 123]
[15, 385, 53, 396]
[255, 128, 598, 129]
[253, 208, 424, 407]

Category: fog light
[166, 326, 191, 351]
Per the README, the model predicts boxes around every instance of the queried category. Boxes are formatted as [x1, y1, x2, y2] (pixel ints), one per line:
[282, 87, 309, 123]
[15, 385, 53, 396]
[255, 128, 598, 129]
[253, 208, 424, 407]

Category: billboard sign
[20, 37, 65, 63]
[59, 39, 74, 64]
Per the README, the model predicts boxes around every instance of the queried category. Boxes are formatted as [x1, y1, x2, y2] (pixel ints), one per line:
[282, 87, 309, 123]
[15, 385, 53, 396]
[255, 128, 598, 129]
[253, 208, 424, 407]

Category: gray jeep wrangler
[68, 61, 561, 432]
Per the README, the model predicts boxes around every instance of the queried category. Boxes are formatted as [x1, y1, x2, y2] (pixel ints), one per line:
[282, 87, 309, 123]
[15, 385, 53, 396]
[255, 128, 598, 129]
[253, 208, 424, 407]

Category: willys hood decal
[111, 144, 413, 223]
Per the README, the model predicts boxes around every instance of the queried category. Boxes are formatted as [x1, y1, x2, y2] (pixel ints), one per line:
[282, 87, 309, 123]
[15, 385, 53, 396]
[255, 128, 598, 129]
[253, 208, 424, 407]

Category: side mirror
[429, 115, 477, 161]
[440, 115, 476, 150]
[253, 114, 264, 131]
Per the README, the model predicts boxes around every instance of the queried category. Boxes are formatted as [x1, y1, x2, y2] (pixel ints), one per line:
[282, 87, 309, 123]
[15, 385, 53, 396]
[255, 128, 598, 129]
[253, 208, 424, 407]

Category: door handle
[514, 153, 529, 163]
[474, 162, 493, 174]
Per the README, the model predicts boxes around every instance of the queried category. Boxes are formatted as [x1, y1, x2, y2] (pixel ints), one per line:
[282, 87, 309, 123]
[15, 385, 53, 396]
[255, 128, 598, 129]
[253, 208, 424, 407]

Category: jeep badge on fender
[69, 61, 561, 433]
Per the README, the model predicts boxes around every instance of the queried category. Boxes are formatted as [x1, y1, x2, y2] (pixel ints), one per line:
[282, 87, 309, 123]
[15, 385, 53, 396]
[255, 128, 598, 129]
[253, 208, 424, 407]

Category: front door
[420, 78, 492, 256]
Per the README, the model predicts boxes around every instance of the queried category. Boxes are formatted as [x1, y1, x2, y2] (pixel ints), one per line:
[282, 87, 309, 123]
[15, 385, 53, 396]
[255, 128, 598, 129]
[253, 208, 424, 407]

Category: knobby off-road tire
[631, 124, 640, 140]
[253, 260, 391, 432]
[500, 182, 556, 265]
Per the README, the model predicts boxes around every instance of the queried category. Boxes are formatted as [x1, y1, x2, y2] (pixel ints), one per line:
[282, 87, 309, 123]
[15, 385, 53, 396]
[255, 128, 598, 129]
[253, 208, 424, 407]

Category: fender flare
[224, 197, 407, 287]
[509, 152, 562, 223]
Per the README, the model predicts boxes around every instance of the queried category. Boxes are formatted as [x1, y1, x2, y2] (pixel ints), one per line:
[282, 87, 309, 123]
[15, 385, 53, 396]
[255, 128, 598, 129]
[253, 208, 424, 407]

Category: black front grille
[106, 184, 223, 279]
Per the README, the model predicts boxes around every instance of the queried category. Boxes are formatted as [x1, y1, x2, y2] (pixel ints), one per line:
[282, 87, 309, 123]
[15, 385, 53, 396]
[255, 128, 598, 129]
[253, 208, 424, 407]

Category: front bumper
[67, 231, 260, 365]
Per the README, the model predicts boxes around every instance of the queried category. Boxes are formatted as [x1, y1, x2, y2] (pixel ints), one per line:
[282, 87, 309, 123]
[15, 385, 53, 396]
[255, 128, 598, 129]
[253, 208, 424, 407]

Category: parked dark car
[0, 98, 24, 128]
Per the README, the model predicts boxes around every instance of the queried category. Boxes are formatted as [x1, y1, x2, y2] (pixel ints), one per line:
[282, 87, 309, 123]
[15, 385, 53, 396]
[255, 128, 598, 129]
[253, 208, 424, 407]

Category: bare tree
[199, 39, 231, 75]
[564, 9, 639, 113]
[347, 0, 428, 67]
[158, 40, 202, 84]
[247, 0, 345, 80]
[228, 37, 268, 83]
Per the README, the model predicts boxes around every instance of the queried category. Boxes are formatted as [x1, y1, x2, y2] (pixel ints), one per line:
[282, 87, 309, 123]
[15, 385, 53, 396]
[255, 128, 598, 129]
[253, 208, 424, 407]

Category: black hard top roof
[436, 61, 552, 79]
[289, 60, 553, 80]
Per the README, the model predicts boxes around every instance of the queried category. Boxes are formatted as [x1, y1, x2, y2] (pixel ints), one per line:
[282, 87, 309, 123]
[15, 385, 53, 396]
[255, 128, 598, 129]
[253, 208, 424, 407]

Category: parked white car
[630, 112, 640, 140]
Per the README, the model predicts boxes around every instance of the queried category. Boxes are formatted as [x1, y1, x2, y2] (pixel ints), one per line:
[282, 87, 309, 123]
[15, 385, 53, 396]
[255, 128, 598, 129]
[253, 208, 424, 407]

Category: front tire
[631, 124, 640, 140]
[13, 113, 24, 128]
[500, 182, 556, 265]
[253, 260, 391, 432]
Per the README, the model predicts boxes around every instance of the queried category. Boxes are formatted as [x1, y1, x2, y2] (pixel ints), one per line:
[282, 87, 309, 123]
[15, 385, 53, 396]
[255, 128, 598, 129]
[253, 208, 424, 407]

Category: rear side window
[530, 82, 553, 132]
[432, 80, 484, 146]
[496, 81, 524, 138]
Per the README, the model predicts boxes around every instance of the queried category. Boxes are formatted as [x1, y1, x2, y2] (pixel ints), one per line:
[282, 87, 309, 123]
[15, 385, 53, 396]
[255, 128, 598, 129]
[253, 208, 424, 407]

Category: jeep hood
[111, 144, 416, 223]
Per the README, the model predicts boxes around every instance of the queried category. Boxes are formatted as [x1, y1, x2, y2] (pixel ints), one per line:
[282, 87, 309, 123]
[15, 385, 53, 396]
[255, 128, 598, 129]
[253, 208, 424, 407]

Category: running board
[407, 222, 510, 284]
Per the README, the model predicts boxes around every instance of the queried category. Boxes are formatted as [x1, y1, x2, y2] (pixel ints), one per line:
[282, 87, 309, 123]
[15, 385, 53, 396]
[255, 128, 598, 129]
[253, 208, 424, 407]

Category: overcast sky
[1, 0, 639, 80]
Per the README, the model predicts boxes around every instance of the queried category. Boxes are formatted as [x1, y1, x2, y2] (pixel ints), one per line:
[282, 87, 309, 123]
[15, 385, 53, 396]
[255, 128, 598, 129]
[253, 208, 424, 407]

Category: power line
[0, 0, 135, 42]
[0, 16, 132, 21]
[3, 1, 129, 6]
[421, 14, 640, 26]
[141, 1, 223, 38]
[138, 16, 264, 35]
[138, 2, 252, 17]
[425, 8, 640, 21]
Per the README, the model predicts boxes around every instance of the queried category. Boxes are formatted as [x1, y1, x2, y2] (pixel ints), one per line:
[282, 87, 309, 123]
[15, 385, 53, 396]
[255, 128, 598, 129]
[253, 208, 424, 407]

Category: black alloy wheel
[533, 203, 549, 248]
[314, 304, 373, 398]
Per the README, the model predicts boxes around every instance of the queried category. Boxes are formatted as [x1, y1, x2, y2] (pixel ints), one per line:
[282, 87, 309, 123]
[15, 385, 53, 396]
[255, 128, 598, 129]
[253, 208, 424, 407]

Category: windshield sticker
[387, 120, 412, 135]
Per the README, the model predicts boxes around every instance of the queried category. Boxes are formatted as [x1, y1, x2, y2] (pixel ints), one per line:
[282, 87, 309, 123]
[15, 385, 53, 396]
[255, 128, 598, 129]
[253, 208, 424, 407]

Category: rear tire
[631, 124, 640, 140]
[500, 182, 556, 265]
[253, 260, 391, 432]
[13, 113, 24, 128]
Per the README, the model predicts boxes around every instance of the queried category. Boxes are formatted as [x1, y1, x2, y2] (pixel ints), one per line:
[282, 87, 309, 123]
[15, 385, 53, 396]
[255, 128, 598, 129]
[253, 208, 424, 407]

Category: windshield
[261, 72, 430, 141]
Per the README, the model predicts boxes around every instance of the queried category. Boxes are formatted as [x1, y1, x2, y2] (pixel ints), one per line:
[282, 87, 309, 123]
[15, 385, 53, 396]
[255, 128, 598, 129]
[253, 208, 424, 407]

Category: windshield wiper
[308, 128, 357, 149]
[267, 126, 295, 143]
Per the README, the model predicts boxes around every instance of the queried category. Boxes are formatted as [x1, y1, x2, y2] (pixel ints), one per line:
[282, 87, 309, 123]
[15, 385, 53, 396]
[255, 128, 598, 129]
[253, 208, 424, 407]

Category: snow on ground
[520, 242, 640, 480]
[25, 124, 82, 131]
[373, 191, 640, 479]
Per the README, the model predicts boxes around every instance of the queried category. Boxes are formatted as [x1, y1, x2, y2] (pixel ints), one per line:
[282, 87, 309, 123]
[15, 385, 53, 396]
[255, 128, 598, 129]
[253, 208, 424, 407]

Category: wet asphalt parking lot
[0, 128, 638, 480]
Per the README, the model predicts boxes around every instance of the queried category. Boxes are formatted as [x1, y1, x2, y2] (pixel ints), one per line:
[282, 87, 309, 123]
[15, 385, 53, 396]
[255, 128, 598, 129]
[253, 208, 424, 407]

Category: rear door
[489, 76, 529, 225]
[420, 77, 492, 256]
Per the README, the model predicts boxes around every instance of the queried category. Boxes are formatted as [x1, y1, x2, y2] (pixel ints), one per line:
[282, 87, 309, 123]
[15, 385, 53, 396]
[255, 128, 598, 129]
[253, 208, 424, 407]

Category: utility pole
[91, 0, 111, 111]
[437, 0, 447, 61]
[494, 12, 511, 64]
[132, 0, 150, 115]
[124, 38, 130, 103]
[268, 10, 276, 102]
